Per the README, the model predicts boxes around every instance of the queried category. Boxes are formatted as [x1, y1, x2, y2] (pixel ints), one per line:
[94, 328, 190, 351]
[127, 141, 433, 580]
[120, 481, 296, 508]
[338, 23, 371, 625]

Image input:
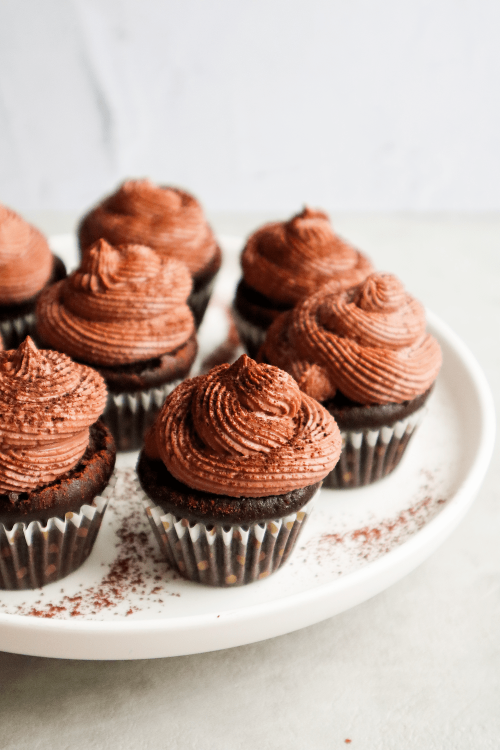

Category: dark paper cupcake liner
[323, 406, 426, 489]
[0, 312, 36, 350]
[140, 485, 319, 587]
[231, 306, 267, 359]
[102, 379, 182, 452]
[189, 278, 216, 329]
[0, 476, 116, 590]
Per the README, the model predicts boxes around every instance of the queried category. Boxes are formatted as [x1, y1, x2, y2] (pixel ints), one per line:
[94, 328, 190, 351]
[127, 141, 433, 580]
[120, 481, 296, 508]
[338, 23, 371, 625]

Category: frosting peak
[37, 240, 195, 366]
[356, 273, 407, 313]
[78, 179, 218, 276]
[0, 338, 108, 492]
[150, 356, 341, 497]
[241, 207, 373, 305]
[260, 272, 442, 405]
[0, 203, 53, 303]
[287, 207, 355, 272]
[73, 239, 163, 295]
[4, 336, 53, 381]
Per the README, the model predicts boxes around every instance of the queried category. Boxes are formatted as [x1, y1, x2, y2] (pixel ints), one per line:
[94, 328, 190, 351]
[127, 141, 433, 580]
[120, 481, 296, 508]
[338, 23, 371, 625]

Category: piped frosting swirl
[260, 273, 442, 405]
[78, 179, 218, 276]
[37, 239, 195, 366]
[0, 338, 108, 492]
[241, 207, 373, 306]
[0, 204, 53, 304]
[148, 355, 341, 497]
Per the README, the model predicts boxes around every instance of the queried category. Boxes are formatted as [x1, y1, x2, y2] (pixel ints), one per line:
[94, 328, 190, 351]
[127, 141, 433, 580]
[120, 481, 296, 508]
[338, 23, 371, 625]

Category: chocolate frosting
[260, 272, 442, 405]
[0, 204, 53, 303]
[0, 338, 108, 492]
[36, 239, 195, 366]
[147, 355, 341, 497]
[78, 179, 218, 276]
[241, 207, 373, 306]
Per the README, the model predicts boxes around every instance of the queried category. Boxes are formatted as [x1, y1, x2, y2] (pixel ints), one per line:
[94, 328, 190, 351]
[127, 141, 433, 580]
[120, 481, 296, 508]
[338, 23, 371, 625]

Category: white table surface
[1, 212, 499, 750]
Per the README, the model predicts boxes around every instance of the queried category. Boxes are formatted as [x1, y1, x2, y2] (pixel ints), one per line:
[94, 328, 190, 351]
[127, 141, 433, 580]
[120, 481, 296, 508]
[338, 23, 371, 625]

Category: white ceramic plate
[0, 236, 494, 660]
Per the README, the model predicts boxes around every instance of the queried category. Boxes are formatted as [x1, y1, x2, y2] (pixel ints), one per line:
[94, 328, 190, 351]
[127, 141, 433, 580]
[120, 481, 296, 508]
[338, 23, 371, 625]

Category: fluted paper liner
[0, 312, 37, 350]
[140, 485, 319, 587]
[102, 379, 182, 452]
[0, 475, 117, 590]
[324, 406, 427, 488]
[231, 305, 267, 359]
[189, 277, 216, 329]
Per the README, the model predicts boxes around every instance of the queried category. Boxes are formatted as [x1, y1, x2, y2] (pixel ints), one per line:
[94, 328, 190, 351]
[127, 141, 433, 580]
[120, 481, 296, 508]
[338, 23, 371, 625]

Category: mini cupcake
[0, 204, 66, 349]
[0, 337, 115, 589]
[78, 179, 222, 327]
[260, 273, 442, 488]
[137, 355, 341, 587]
[233, 207, 373, 357]
[36, 239, 197, 452]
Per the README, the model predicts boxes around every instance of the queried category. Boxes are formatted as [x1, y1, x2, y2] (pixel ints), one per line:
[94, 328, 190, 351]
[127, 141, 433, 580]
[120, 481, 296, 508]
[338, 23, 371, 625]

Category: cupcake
[137, 355, 341, 587]
[0, 204, 66, 349]
[233, 207, 373, 357]
[0, 337, 115, 589]
[260, 273, 442, 488]
[78, 179, 222, 327]
[36, 239, 198, 452]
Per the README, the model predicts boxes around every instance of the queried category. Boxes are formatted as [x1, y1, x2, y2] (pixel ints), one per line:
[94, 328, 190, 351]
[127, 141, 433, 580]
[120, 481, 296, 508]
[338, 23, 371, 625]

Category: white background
[1, 0, 500, 214]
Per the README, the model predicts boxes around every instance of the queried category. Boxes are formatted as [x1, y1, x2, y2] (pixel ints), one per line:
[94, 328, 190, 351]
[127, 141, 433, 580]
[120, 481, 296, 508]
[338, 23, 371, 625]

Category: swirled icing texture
[149, 354, 341, 497]
[260, 273, 442, 405]
[37, 239, 195, 367]
[0, 337, 108, 492]
[78, 179, 218, 276]
[0, 204, 53, 303]
[241, 207, 373, 306]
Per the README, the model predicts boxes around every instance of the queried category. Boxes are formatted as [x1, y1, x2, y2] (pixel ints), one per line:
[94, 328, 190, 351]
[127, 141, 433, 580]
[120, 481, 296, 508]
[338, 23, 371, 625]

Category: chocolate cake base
[0, 255, 67, 349]
[189, 245, 222, 328]
[137, 452, 320, 587]
[94, 334, 197, 394]
[322, 388, 433, 488]
[0, 421, 116, 527]
[0, 421, 116, 590]
[93, 335, 197, 452]
[233, 279, 291, 358]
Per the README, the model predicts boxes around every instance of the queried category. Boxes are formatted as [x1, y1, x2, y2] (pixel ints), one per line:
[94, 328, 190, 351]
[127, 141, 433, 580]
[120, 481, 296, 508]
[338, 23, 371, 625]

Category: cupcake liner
[0, 312, 36, 350]
[231, 306, 267, 359]
[189, 278, 216, 329]
[103, 379, 182, 452]
[324, 406, 427, 489]
[0, 475, 116, 590]
[140, 487, 319, 587]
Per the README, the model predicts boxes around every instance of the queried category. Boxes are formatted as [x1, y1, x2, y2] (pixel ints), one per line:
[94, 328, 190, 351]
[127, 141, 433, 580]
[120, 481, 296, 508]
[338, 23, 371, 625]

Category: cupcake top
[37, 239, 195, 367]
[0, 204, 53, 304]
[78, 179, 218, 276]
[146, 354, 341, 497]
[260, 272, 442, 405]
[241, 207, 373, 306]
[0, 337, 108, 492]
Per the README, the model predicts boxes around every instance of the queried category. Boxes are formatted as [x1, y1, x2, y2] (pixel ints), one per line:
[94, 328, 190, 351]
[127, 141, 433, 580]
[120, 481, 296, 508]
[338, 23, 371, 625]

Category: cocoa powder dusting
[302, 469, 448, 574]
[0, 470, 182, 620]
[0, 468, 451, 620]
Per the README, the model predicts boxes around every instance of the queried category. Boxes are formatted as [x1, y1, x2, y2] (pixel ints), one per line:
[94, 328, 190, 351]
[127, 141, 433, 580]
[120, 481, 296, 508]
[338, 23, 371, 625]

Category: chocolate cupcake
[233, 207, 373, 357]
[0, 204, 66, 349]
[0, 338, 116, 589]
[137, 355, 341, 587]
[260, 273, 442, 488]
[36, 239, 197, 452]
[78, 179, 222, 327]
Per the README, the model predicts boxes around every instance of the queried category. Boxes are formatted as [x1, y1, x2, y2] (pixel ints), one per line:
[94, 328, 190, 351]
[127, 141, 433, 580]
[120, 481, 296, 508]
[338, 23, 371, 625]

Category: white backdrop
[1, 0, 499, 213]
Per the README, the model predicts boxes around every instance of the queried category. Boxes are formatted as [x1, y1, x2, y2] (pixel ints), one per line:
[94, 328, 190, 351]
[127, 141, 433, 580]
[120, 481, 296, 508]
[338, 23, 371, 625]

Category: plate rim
[0, 310, 495, 656]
